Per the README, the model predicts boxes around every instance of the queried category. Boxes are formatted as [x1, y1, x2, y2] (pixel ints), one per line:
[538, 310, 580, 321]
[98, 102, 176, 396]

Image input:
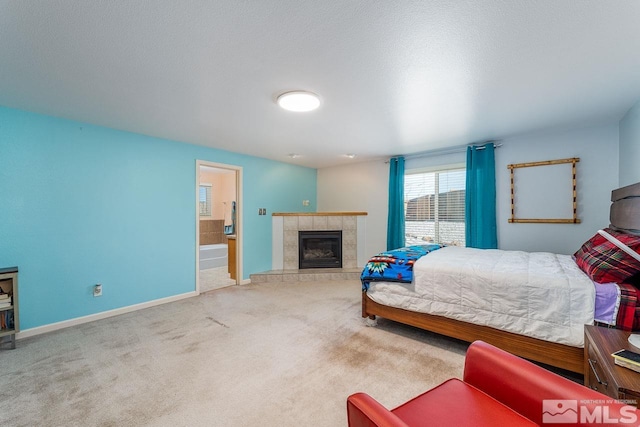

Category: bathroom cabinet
[227, 235, 236, 281]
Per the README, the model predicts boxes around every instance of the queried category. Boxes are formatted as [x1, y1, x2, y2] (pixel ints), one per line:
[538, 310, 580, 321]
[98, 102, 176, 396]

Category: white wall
[405, 151, 466, 171]
[496, 124, 619, 254]
[318, 123, 619, 257]
[619, 100, 640, 187]
[317, 159, 388, 260]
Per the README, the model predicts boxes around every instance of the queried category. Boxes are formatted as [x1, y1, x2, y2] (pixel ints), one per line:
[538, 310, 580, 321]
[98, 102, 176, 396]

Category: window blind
[199, 185, 212, 216]
[404, 168, 466, 246]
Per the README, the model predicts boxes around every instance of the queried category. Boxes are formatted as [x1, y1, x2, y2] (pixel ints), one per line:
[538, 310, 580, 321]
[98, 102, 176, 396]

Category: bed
[361, 182, 640, 374]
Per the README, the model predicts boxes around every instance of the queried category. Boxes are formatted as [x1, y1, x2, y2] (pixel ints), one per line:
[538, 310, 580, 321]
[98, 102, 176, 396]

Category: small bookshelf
[0, 267, 19, 349]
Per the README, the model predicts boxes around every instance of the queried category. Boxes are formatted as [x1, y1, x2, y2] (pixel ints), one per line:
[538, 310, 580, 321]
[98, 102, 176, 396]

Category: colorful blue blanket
[360, 244, 443, 291]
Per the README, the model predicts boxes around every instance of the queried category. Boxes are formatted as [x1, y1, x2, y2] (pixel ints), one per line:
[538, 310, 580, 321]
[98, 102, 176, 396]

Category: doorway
[196, 161, 242, 293]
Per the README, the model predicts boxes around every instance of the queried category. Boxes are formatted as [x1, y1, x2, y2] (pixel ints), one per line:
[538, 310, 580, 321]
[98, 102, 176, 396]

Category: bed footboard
[362, 292, 584, 374]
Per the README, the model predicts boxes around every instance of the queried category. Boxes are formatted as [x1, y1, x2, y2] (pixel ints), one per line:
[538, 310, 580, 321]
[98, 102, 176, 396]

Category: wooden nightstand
[584, 325, 640, 404]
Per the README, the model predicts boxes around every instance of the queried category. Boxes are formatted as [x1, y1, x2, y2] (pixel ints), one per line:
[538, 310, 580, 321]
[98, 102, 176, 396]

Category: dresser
[584, 325, 640, 404]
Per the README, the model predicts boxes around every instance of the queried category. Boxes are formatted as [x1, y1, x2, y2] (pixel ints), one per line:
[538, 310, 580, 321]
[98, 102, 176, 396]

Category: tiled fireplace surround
[249, 212, 367, 283]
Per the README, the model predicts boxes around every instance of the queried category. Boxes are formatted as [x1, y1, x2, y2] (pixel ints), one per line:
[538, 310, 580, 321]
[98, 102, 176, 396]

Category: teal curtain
[465, 144, 497, 249]
[387, 156, 405, 250]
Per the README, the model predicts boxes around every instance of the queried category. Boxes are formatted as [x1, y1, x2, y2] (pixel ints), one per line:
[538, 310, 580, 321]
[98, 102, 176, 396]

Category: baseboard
[241, 278, 251, 285]
[16, 291, 198, 339]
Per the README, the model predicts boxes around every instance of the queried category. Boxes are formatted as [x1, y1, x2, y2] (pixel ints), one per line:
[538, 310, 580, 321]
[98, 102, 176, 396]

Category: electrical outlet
[302, 200, 310, 206]
[262, 208, 267, 215]
[93, 284, 102, 297]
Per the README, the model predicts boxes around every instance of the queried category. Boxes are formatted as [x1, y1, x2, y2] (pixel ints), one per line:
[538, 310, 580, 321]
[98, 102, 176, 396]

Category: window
[405, 167, 466, 246]
[199, 184, 212, 216]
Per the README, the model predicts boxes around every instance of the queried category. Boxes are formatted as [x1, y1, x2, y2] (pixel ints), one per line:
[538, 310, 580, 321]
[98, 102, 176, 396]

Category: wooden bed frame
[362, 292, 585, 373]
[361, 182, 640, 375]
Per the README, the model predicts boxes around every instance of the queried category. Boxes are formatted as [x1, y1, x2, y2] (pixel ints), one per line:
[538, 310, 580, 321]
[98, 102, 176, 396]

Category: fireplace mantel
[272, 212, 367, 217]
[272, 212, 367, 270]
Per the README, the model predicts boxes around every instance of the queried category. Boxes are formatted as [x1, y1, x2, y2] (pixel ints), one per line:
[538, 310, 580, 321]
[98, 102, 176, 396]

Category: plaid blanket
[574, 228, 640, 284]
[360, 244, 443, 291]
[617, 283, 640, 331]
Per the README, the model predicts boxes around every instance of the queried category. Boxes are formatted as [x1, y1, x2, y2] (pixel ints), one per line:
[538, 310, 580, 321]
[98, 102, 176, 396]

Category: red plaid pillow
[574, 228, 640, 284]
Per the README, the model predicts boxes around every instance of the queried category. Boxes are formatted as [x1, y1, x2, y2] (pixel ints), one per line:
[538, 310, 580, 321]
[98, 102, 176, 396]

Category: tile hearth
[271, 212, 367, 271]
[254, 212, 368, 284]
[250, 268, 362, 283]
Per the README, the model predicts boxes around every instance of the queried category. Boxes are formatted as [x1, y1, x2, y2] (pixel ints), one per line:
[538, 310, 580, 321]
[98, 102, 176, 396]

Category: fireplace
[298, 230, 342, 269]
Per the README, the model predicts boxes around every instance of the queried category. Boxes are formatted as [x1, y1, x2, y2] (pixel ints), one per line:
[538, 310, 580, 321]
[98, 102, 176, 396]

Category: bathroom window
[199, 184, 212, 216]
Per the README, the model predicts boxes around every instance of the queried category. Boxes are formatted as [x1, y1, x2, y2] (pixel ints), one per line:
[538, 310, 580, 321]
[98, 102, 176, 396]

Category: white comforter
[367, 246, 595, 347]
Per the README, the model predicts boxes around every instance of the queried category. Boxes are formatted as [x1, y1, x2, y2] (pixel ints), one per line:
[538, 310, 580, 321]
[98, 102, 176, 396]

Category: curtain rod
[387, 142, 502, 163]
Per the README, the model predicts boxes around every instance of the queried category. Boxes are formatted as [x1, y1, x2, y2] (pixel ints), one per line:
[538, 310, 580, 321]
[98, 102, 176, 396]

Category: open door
[195, 160, 242, 294]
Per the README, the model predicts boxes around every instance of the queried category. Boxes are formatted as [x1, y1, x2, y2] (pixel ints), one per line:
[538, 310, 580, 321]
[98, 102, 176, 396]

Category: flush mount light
[277, 91, 320, 112]
[345, 153, 357, 159]
[288, 153, 301, 159]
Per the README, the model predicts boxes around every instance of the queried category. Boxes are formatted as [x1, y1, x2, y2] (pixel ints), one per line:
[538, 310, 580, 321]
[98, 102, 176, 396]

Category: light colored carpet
[200, 266, 235, 293]
[0, 280, 467, 426]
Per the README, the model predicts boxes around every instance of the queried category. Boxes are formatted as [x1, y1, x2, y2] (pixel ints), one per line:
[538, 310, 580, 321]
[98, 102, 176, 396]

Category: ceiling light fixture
[346, 153, 357, 159]
[277, 91, 320, 112]
[288, 153, 301, 159]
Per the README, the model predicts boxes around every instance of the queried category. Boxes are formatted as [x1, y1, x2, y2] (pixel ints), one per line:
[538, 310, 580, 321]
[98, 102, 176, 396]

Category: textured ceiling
[1, 1, 640, 168]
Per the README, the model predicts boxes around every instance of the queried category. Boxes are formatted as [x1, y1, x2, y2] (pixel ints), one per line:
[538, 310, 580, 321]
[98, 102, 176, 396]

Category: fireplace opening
[299, 230, 342, 269]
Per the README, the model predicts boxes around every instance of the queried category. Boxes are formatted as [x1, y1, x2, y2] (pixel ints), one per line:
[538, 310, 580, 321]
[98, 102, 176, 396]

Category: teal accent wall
[0, 106, 317, 330]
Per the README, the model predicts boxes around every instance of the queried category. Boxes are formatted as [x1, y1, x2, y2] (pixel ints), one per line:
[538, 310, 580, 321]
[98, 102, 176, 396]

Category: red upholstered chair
[347, 340, 640, 426]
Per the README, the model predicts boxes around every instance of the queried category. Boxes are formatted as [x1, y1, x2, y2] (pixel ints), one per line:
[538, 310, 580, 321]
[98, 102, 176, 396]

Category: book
[612, 349, 640, 373]
[0, 293, 9, 300]
[614, 357, 640, 373]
